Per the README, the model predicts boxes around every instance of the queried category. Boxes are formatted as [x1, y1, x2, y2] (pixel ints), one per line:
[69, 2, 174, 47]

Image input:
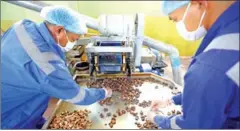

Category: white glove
[150, 98, 174, 111]
[103, 87, 112, 98]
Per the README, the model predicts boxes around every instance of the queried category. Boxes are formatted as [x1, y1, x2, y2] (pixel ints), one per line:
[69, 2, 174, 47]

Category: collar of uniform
[37, 22, 66, 61]
[194, 1, 239, 57]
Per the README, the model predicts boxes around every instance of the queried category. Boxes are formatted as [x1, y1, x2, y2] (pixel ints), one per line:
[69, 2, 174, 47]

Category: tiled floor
[43, 57, 192, 119]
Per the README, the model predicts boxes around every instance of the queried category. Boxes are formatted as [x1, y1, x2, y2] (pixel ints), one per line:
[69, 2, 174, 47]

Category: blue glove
[154, 115, 171, 129]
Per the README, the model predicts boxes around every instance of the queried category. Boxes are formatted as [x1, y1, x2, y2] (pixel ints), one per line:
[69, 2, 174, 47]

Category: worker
[147, 1, 239, 129]
[1, 5, 112, 129]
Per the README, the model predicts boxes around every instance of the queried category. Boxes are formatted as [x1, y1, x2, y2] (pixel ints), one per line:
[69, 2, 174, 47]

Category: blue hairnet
[162, 1, 190, 15]
[40, 5, 87, 35]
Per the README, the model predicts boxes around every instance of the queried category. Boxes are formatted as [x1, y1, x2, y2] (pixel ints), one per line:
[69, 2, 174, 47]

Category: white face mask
[64, 30, 77, 52]
[56, 35, 66, 52]
[176, 3, 207, 41]
[56, 30, 77, 52]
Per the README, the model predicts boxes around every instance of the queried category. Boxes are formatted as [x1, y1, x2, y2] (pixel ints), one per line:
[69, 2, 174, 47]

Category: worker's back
[186, 2, 239, 128]
[1, 19, 65, 129]
[153, 1, 239, 129]
[1, 18, 108, 129]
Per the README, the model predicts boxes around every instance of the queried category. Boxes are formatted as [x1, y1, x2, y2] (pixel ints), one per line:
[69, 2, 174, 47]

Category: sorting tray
[42, 73, 182, 129]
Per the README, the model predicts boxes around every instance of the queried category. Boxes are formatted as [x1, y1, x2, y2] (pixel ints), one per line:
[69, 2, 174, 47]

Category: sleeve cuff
[97, 88, 106, 100]
[102, 88, 108, 98]
[76, 88, 106, 105]
[154, 115, 170, 129]
[172, 93, 182, 105]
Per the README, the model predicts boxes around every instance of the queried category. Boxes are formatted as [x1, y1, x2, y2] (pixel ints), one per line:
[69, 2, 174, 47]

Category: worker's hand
[151, 98, 173, 111]
[103, 87, 112, 98]
[149, 114, 170, 129]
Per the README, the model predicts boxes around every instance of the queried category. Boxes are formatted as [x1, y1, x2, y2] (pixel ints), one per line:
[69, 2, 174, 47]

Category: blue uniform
[1, 20, 106, 129]
[154, 1, 239, 129]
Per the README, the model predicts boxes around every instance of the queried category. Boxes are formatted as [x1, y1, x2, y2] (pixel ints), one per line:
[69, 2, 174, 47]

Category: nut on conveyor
[108, 117, 117, 128]
[139, 100, 152, 108]
[130, 106, 136, 111]
[113, 114, 117, 118]
[142, 120, 158, 129]
[49, 110, 92, 129]
[87, 78, 145, 106]
[137, 123, 142, 128]
[107, 112, 112, 117]
[108, 123, 113, 128]
[167, 112, 172, 116]
[169, 85, 174, 89]
[141, 116, 145, 121]
[121, 109, 126, 114]
[100, 113, 104, 118]
[85, 77, 178, 129]
[177, 111, 181, 115]
[103, 108, 108, 112]
[111, 118, 116, 124]
[135, 116, 139, 121]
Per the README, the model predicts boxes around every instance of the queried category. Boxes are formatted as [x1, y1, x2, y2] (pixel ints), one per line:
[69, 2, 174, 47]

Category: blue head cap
[40, 5, 87, 35]
[162, 1, 190, 15]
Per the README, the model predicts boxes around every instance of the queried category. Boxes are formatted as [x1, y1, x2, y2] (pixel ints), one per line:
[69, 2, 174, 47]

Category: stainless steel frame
[42, 73, 182, 129]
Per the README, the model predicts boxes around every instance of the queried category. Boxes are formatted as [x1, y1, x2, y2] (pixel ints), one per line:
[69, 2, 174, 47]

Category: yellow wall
[145, 16, 201, 56]
[1, 1, 201, 56]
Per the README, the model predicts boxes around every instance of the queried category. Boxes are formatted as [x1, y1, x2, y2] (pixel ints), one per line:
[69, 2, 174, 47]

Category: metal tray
[42, 73, 182, 129]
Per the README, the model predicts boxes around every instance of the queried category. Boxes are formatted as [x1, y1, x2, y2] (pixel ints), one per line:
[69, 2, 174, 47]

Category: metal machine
[5, 1, 183, 86]
[84, 14, 142, 77]
[86, 36, 134, 77]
